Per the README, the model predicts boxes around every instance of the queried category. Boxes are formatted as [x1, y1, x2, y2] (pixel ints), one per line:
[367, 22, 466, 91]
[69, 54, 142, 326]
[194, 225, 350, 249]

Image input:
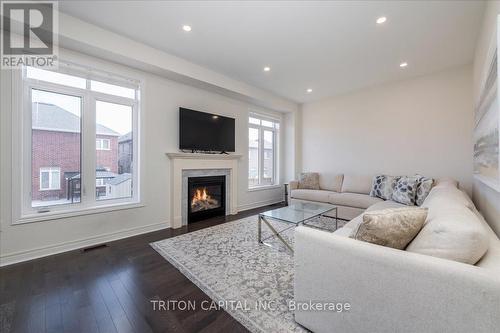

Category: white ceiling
[59, 1, 485, 103]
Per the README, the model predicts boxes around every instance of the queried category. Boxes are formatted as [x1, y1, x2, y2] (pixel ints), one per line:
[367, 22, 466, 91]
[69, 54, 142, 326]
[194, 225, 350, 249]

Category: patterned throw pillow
[370, 175, 399, 200]
[298, 172, 320, 190]
[415, 175, 434, 206]
[352, 207, 428, 250]
[392, 176, 419, 206]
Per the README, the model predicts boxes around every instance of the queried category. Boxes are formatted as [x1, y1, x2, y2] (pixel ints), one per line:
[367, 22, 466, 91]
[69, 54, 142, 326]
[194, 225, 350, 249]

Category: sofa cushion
[335, 200, 408, 237]
[369, 175, 399, 200]
[341, 175, 372, 194]
[407, 185, 489, 265]
[406, 204, 489, 265]
[329, 192, 383, 209]
[422, 185, 474, 212]
[333, 224, 353, 237]
[352, 208, 428, 250]
[391, 176, 419, 206]
[290, 189, 331, 203]
[366, 200, 407, 212]
[335, 214, 363, 236]
[298, 172, 320, 190]
[319, 173, 343, 192]
[407, 186, 488, 264]
[434, 177, 459, 188]
[334, 205, 365, 221]
[334, 200, 407, 237]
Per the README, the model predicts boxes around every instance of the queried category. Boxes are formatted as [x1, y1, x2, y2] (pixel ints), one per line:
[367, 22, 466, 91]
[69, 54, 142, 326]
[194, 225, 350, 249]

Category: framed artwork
[474, 19, 500, 192]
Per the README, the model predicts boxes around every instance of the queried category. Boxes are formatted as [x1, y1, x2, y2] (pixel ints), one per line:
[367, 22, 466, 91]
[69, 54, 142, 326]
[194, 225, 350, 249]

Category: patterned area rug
[151, 215, 346, 333]
[0, 301, 15, 333]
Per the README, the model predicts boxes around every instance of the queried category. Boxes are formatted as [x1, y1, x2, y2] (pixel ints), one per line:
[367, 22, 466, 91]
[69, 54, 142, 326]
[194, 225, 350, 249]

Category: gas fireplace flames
[191, 187, 219, 212]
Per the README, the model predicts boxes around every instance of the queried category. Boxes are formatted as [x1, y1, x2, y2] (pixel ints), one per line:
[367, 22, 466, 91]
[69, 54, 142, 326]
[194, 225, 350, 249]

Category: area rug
[151, 215, 345, 333]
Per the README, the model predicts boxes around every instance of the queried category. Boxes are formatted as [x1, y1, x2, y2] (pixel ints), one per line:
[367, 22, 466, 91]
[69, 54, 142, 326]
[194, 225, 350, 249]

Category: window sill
[14, 202, 144, 225]
[247, 184, 282, 192]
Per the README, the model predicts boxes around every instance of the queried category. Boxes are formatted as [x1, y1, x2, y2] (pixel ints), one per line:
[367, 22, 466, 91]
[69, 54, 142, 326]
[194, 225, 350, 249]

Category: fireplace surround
[166, 152, 242, 228]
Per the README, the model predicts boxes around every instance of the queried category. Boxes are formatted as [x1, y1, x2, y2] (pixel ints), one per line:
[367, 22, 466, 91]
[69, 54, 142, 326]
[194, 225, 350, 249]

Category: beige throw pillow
[298, 172, 320, 190]
[351, 208, 428, 250]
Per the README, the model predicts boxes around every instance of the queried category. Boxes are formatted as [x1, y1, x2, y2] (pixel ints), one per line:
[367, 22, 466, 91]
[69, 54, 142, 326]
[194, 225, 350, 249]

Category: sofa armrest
[294, 226, 500, 333]
[289, 180, 299, 190]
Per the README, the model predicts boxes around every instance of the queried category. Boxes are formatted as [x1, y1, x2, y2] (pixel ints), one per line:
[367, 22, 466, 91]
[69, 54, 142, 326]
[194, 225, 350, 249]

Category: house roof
[118, 132, 132, 143]
[67, 170, 118, 180]
[107, 173, 131, 185]
[32, 102, 120, 136]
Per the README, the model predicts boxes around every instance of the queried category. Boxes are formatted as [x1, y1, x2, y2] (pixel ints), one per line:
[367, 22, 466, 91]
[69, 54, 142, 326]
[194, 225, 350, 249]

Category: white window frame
[12, 60, 143, 224]
[96, 138, 111, 150]
[39, 167, 61, 191]
[248, 114, 279, 189]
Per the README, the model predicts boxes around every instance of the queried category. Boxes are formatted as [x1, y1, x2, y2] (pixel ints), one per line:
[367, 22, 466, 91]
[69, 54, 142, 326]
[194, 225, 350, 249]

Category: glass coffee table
[258, 200, 338, 253]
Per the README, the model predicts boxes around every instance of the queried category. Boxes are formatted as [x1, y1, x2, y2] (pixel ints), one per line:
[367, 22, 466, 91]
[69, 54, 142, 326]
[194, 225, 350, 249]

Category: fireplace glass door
[188, 176, 225, 223]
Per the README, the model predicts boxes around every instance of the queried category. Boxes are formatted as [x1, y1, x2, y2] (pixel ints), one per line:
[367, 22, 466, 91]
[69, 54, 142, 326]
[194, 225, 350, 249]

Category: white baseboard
[1, 200, 282, 267]
[238, 198, 283, 212]
[0, 221, 170, 267]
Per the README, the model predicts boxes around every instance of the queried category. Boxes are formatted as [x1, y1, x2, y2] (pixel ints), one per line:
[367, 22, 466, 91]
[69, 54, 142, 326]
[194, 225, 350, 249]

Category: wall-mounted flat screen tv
[179, 108, 235, 152]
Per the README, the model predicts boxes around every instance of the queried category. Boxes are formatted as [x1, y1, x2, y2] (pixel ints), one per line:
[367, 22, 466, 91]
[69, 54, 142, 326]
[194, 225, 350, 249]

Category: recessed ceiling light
[399, 62, 408, 68]
[263, 66, 271, 72]
[182, 25, 192, 32]
[376, 16, 387, 24]
[306, 88, 313, 93]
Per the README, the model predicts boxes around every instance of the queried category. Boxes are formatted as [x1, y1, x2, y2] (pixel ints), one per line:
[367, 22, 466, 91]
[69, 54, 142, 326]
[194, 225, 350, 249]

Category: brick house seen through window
[31, 102, 130, 205]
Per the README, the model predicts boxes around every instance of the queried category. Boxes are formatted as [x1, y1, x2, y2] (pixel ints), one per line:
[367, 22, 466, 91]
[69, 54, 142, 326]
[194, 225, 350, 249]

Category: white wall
[0, 49, 287, 266]
[472, 1, 500, 236]
[283, 109, 302, 181]
[300, 65, 474, 194]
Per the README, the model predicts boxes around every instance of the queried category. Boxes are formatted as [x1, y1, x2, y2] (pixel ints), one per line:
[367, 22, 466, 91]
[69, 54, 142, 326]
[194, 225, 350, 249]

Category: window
[26, 66, 87, 89]
[39, 167, 61, 191]
[31, 88, 81, 206]
[95, 101, 133, 201]
[90, 80, 136, 99]
[96, 138, 111, 150]
[20, 64, 140, 218]
[248, 115, 279, 188]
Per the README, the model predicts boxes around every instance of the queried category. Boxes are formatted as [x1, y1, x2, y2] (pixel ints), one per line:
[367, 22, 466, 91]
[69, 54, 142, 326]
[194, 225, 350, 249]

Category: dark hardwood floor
[0, 203, 285, 333]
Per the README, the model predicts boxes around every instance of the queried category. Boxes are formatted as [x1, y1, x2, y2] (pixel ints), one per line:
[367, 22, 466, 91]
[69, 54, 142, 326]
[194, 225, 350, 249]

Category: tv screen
[179, 108, 235, 152]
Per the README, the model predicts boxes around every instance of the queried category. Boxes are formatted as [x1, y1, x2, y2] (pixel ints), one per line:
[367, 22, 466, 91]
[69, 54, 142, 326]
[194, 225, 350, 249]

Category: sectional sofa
[291, 173, 500, 332]
[289, 174, 385, 220]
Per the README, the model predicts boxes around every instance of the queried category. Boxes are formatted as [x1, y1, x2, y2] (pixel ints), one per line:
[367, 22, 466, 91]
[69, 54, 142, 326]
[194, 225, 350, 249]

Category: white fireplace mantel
[166, 152, 242, 228]
[166, 152, 243, 160]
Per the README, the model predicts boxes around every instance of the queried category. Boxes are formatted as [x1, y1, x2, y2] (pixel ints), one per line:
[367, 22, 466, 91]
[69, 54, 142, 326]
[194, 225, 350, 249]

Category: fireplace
[188, 175, 226, 223]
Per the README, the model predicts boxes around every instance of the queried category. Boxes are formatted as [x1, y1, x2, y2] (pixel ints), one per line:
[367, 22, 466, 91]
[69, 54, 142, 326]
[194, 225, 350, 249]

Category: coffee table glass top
[259, 200, 336, 225]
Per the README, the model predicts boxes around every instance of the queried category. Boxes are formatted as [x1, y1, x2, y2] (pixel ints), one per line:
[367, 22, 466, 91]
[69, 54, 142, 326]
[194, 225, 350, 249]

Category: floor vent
[82, 244, 108, 252]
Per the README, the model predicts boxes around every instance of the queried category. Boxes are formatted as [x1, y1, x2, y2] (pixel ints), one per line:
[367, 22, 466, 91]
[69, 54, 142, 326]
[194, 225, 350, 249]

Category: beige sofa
[289, 173, 384, 220]
[293, 176, 500, 332]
